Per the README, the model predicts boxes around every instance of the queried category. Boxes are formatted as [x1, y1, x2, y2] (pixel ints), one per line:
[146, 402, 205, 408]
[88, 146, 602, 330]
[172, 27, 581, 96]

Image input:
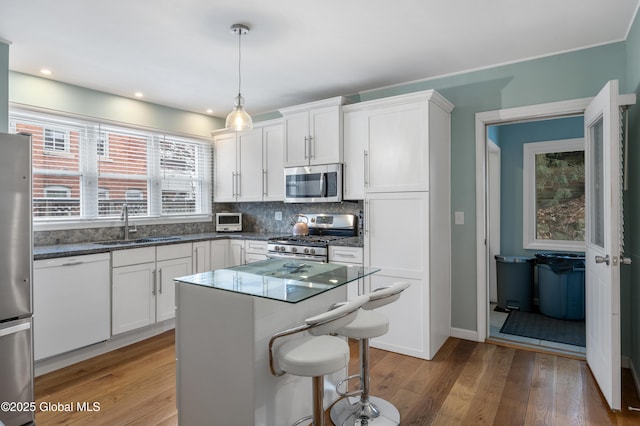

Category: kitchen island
[174, 259, 379, 426]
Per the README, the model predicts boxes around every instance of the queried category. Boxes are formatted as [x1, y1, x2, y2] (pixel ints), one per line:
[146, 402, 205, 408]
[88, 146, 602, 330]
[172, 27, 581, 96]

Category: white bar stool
[330, 281, 411, 426]
[269, 294, 370, 426]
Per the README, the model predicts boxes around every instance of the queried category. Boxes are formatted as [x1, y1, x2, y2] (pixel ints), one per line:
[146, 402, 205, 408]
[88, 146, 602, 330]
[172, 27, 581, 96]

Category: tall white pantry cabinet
[343, 89, 453, 360]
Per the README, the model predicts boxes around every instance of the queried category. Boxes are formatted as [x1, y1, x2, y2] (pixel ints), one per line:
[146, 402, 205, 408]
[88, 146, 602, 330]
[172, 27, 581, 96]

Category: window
[44, 128, 69, 152]
[523, 138, 585, 251]
[9, 108, 212, 224]
[97, 134, 109, 159]
[44, 185, 71, 198]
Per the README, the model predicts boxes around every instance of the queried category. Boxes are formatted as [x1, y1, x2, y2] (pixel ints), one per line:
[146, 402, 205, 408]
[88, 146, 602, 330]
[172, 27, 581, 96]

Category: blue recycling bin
[495, 255, 535, 312]
[536, 252, 585, 320]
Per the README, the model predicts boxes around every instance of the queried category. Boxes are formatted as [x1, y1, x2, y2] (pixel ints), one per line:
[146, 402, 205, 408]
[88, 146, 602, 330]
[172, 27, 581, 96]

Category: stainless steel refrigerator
[0, 133, 34, 426]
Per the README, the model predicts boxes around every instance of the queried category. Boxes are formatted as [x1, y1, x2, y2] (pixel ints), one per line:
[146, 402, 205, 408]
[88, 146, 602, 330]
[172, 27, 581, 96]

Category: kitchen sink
[94, 240, 141, 246]
[94, 236, 182, 246]
[136, 236, 182, 243]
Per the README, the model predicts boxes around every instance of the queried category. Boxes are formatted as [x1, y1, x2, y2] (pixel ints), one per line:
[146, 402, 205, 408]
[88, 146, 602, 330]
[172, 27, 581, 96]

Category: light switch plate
[454, 211, 464, 225]
[275, 211, 282, 221]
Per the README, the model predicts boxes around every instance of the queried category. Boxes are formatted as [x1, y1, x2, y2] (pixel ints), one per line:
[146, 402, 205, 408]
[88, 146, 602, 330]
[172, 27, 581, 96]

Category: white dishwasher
[33, 252, 110, 361]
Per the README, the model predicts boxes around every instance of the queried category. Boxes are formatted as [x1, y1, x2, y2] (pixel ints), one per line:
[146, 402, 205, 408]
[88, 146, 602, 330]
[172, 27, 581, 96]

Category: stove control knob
[310, 248, 316, 255]
[291, 247, 297, 253]
[303, 248, 310, 254]
[279, 246, 285, 252]
[274, 246, 279, 251]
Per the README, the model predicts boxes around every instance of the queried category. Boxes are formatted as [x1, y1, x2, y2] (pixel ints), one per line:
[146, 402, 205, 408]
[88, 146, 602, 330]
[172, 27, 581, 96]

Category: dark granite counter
[34, 232, 364, 260]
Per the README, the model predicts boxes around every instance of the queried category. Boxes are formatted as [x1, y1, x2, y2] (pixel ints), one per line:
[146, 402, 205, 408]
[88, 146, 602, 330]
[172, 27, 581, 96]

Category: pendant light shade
[226, 23, 253, 131]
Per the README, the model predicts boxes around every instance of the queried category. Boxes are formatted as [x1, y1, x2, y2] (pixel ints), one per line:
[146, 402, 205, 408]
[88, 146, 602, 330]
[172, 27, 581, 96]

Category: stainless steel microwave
[215, 212, 242, 232]
[284, 163, 342, 203]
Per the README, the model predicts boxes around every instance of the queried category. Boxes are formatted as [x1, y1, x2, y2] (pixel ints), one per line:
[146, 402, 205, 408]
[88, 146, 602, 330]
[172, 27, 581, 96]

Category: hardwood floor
[35, 330, 640, 425]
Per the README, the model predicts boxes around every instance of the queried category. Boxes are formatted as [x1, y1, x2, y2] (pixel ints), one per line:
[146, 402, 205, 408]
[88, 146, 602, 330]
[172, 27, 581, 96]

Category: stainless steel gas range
[267, 213, 357, 263]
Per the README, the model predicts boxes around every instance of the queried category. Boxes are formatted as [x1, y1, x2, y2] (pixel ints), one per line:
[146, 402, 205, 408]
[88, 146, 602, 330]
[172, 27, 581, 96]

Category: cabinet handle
[231, 172, 236, 197]
[61, 261, 84, 267]
[159, 268, 163, 294]
[195, 248, 199, 272]
[263, 170, 268, 197]
[364, 200, 369, 236]
[309, 136, 314, 159]
[237, 173, 241, 197]
[363, 150, 369, 188]
[152, 270, 157, 295]
[338, 253, 356, 258]
[304, 136, 309, 159]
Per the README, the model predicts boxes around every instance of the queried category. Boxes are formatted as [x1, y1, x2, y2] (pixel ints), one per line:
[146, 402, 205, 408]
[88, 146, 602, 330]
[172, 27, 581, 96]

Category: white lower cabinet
[328, 246, 364, 301]
[211, 239, 230, 269]
[228, 240, 245, 266]
[364, 191, 450, 360]
[244, 240, 267, 264]
[228, 239, 268, 266]
[192, 240, 211, 273]
[33, 253, 110, 361]
[112, 244, 192, 335]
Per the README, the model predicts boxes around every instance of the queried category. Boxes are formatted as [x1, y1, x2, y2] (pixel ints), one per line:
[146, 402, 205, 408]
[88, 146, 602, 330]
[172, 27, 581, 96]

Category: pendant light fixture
[225, 23, 253, 131]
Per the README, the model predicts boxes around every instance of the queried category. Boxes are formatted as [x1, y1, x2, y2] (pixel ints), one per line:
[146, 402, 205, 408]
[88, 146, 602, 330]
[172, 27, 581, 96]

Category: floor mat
[500, 310, 585, 347]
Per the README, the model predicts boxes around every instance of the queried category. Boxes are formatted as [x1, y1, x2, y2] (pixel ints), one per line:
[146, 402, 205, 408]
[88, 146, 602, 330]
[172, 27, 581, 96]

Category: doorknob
[595, 255, 610, 265]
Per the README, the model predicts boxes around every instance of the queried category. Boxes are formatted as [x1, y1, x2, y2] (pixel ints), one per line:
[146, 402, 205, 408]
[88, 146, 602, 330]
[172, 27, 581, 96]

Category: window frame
[9, 105, 213, 231]
[522, 138, 586, 252]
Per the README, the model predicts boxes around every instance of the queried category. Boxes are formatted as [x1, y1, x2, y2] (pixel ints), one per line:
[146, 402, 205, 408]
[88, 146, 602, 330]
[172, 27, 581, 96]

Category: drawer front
[245, 240, 267, 254]
[157, 243, 192, 261]
[329, 246, 363, 264]
[112, 247, 156, 267]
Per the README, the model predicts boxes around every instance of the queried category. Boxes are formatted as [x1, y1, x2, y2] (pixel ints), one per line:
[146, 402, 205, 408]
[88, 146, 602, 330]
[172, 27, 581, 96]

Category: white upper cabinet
[237, 129, 264, 202]
[213, 132, 237, 202]
[213, 119, 284, 202]
[262, 122, 284, 201]
[280, 96, 345, 167]
[343, 90, 453, 196]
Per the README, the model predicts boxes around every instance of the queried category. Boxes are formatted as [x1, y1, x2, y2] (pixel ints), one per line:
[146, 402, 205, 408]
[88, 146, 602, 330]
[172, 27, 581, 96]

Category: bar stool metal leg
[330, 337, 400, 426]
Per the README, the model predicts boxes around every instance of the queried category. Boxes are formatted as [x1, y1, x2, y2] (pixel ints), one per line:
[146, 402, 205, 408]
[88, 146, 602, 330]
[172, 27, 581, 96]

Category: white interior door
[584, 80, 621, 411]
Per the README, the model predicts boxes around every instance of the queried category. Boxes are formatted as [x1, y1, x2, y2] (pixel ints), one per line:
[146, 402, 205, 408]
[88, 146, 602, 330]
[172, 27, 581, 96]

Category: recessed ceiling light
[134, 92, 144, 98]
[40, 69, 52, 75]
[206, 109, 213, 114]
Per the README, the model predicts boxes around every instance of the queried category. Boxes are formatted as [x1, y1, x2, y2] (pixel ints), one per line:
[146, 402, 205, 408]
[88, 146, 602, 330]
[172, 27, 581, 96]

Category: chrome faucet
[120, 204, 137, 240]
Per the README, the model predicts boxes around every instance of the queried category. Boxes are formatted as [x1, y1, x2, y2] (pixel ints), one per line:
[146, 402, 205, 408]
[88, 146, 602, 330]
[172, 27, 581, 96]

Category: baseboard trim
[450, 327, 480, 342]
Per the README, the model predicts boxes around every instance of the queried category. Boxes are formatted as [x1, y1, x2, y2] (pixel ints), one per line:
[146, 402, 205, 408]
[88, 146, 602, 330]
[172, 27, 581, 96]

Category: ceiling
[1, 1, 639, 118]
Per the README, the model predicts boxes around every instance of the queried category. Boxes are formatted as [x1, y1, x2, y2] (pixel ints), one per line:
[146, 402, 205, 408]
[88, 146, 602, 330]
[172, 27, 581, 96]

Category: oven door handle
[266, 252, 326, 263]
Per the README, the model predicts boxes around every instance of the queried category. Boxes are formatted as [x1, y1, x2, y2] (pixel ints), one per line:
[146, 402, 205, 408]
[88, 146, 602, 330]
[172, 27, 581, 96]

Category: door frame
[476, 97, 593, 342]
[474, 94, 635, 341]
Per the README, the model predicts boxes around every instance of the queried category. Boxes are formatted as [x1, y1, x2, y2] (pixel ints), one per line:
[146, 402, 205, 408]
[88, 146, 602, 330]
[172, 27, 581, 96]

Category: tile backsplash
[34, 200, 364, 245]
[214, 200, 363, 234]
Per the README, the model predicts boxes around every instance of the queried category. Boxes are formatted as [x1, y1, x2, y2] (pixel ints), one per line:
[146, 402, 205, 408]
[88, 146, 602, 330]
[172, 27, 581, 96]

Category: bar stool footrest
[336, 373, 363, 397]
[330, 396, 400, 426]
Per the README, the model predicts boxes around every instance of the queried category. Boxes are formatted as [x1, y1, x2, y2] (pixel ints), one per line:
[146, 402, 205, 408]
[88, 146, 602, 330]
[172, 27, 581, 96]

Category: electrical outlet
[275, 211, 282, 221]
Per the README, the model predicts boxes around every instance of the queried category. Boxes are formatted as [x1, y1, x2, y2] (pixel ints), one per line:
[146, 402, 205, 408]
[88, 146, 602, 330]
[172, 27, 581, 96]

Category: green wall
[625, 9, 640, 378]
[493, 116, 584, 257]
[9, 72, 223, 138]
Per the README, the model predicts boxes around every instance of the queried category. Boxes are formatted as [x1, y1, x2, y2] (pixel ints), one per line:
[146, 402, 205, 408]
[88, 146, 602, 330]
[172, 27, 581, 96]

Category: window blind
[9, 108, 212, 222]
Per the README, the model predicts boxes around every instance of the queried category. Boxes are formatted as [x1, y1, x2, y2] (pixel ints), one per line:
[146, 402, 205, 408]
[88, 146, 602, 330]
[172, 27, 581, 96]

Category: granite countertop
[174, 258, 378, 303]
[34, 232, 364, 260]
